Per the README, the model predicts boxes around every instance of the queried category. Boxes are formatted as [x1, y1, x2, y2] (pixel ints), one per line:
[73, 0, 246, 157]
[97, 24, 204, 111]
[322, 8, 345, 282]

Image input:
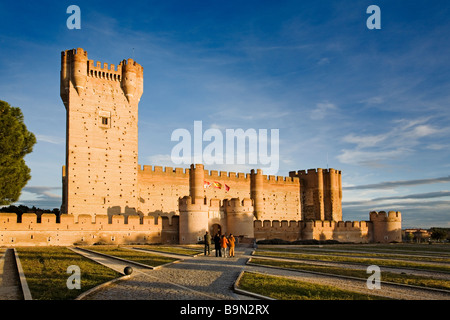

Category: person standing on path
[214, 232, 222, 257]
[228, 234, 235, 257]
[204, 231, 211, 256]
[220, 235, 229, 258]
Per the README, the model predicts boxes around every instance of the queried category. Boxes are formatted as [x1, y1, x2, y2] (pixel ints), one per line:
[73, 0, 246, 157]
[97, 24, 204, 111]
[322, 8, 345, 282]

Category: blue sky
[1, 0, 449, 228]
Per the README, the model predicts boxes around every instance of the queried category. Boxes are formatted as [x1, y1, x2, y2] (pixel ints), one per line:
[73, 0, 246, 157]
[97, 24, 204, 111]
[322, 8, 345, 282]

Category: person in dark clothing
[204, 231, 211, 256]
[213, 232, 222, 257]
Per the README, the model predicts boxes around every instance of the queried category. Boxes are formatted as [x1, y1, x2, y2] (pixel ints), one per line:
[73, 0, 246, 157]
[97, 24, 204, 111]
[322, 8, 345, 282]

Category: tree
[0, 100, 36, 205]
[430, 228, 448, 242]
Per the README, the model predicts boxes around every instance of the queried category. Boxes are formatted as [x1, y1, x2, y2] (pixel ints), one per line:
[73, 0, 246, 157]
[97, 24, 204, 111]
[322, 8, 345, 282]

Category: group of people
[203, 231, 236, 258]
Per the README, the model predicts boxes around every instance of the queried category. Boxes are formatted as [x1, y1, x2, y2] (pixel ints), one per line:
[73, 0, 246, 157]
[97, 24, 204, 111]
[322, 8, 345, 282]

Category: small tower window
[99, 110, 111, 128]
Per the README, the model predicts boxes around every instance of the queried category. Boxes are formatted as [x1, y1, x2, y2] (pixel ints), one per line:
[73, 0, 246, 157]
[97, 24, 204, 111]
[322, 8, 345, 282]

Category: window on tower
[99, 110, 111, 128]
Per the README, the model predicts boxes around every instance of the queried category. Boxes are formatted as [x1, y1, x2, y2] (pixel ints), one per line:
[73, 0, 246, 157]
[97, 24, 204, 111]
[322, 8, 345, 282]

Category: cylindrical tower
[121, 58, 144, 103]
[370, 211, 402, 243]
[70, 48, 88, 95]
[250, 169, 264, 220]
[224, 198, 254, 238]
[179, 196, 209, 244]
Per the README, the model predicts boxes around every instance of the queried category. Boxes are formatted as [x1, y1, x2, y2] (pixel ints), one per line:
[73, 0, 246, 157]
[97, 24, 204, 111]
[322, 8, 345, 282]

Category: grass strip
[83, 246, 178, 267]
[16, 247, 121, 300]
[237, 271, 388, 300]
[258, 247, 450, 263]
[250, 258, 450, 291]
[254, 250, 450, 273]
[260, 244, 450, 256]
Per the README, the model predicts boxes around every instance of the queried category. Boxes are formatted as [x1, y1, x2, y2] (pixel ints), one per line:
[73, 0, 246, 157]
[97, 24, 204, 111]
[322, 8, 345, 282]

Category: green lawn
[129, 245, 203, 256]
[254, 250, 450, 273]
[16, 247, 121, 300]
[258, 247, 450, 263]
[249, 257, 450, 291]
[81, 245, 178, 267]
[237, 271, 388, 300]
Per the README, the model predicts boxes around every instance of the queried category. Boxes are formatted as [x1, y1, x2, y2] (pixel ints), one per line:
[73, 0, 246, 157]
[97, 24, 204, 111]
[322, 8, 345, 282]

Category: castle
[0, 48, 402, 246]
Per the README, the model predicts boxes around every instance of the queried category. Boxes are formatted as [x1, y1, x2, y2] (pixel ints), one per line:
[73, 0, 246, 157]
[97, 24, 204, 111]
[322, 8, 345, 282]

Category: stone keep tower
[60, 48, 144, 219]
[289, 168, 342, 221]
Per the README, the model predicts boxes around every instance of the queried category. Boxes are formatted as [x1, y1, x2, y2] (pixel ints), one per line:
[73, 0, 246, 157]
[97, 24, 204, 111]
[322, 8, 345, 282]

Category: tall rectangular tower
[289, 168, 342, 221]
[60, 48, 143, 219]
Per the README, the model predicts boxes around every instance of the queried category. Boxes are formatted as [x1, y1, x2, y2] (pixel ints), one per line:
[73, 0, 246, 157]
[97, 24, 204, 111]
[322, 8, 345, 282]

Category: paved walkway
[73, 246, 256, 300]
[0, 249, 23, 300]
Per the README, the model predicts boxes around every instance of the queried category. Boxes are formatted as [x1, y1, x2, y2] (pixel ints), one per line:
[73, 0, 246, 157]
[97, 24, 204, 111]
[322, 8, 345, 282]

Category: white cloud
[146, 154, 180, 167]
[310, 102, 337, 120]
[35, 134, 65, 145]
[317, 57, 330, 65]
[337, 117, 445, 167]
[22, 186, 61, 200]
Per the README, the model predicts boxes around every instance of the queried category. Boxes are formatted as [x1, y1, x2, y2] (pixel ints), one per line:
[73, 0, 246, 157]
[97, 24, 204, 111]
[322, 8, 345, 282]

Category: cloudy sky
[1, 0, 449, 228]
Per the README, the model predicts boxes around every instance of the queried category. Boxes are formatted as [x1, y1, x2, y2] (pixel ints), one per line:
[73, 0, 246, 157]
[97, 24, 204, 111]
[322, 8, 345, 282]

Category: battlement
[88, 59, 122, 81]
[138, 164, 190, 177]
[61, 47, 88, 60]
[254, 220, 301, 229]
[138, 164, 299, 185]
[86, 57, 143, 80]
[0, 212, 181, 246]
[291, 168, 342, 176]
[178, 196, 209, 211]
[205, 170, 250, 181]
[263, 174, 299, 184]
[301, 220, 369, 228]
[370, 211, 402, 222]
[121, 58, 144, 72]
[0, 212, 172, 227]
[223, 198, 253, 211]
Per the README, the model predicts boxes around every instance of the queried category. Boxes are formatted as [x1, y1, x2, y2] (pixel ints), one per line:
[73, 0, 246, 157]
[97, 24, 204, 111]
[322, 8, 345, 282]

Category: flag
[204, 181, 210, 189]
[225, 184, 230, 192]
[213, 181, 222, 189]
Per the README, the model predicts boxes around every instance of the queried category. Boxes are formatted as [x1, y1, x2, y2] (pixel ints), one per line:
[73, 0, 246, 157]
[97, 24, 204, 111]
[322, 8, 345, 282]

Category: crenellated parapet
[264, 175, 299, 184]
[178, 195, 209, 211]
[370, 210, 402, 222]
[138, 164, 190, 178]
[223, 198, 254, 213]
[60, 48, 143, 104]
[87, 59, 122, 81]
[205, 170, 250, 181]
[0, 212, 177, 246]
[253, 219, 301, 241]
